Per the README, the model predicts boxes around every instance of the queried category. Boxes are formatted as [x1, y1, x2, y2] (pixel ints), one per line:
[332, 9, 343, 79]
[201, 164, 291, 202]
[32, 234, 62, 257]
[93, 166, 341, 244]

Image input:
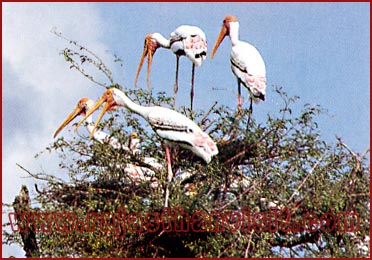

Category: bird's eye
[188, 128, 194, 133]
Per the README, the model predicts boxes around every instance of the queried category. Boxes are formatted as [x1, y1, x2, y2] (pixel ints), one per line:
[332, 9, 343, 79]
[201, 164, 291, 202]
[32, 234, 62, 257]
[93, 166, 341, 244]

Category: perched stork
[76, 88, 218, 207]
[53, 98, 121, 149]
[54, 98, 161, 186]
[134, 25, 207, 110]
[210, 15, 266, 112]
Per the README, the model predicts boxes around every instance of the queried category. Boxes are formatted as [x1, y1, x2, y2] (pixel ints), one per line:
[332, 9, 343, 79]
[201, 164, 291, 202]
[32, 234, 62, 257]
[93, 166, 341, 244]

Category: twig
[51, 27, 114, 87]
[336, 136, 358, 157]
[16, 163, 66, 184]
[203, 119, 216, 132]
[200, 101, 218, 126]
[286, 155, 324, 205]
[244, 230, 254, 258]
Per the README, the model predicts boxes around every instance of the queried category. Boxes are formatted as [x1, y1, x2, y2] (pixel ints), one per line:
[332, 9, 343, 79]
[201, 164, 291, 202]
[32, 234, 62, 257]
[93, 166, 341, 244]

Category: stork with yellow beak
[134, 25, 207, 110]
[76, 88, 218, 207]
[54, 97, 163, 185]
[211, 15, 266, 112]
[53, 98, 122, 149]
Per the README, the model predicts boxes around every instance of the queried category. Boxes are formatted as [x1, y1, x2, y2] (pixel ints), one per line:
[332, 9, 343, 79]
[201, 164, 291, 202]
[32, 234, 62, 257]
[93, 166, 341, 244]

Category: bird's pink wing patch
[183, 35, 207, 66]
[192, 131, 218, 155]
[184, 35, 207, 52]
[245, 74, 267, 93]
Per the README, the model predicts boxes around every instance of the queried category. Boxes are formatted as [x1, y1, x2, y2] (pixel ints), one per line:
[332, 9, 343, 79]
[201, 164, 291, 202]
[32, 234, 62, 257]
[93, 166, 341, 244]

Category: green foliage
[3, 36, 369, 257]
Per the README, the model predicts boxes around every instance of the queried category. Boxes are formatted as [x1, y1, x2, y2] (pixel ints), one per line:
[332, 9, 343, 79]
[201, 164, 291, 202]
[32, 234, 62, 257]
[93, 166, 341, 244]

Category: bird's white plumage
[111, 88, 218, 163]
[78, 88, 218, 208]
[135, 24, 207, 109]
[230, 41, 267, 98]
[227, 21, 266, 99]
[170, 25, 207, 66]
[211, 16, 266, 104]
[231, 41, 266, 78]
[55, 98, 164, 185]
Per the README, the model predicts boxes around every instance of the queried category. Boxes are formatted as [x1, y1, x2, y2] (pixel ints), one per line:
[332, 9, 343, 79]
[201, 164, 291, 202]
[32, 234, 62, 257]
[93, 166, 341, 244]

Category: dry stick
[16, 163, 66, 184]
[286, 155, 324, 206]
[336, 136, 368, 211]
[203, 119, 216, 132]
[336, 135, 369, 170]
[336, 135, 358, 157]
[200, 101, 218, 126]
[244, 230, 255, 258]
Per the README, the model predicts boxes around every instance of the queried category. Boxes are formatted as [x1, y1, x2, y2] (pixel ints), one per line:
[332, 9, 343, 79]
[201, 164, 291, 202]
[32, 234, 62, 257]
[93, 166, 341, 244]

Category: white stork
[134, 25, 207, 110]
[53, 98, 161, 185]
[53, 98, 121, 149]
[76, 88, 218, 207]
[210, 15, 266, 112]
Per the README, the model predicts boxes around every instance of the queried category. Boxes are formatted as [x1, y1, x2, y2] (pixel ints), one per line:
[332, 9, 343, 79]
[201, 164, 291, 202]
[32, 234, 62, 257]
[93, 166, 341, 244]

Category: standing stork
[76, 88, 218, 207]
[210, 15, 266, 113]
[134, 25, 207, 110]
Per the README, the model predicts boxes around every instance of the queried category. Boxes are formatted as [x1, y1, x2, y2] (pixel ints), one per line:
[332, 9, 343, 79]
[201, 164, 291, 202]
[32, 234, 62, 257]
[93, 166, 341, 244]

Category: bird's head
[75, 88, 121, 139]
[53, 97, 94, 138]
[134, 34, 160, 89]
[210, 15, 238, 58]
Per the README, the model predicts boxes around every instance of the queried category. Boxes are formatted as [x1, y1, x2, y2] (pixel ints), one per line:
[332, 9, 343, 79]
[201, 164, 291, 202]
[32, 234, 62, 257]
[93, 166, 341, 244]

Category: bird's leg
[173, 56, 179, 108]
[190, 63, 195, 112]
[249, 97, 253, 114]
[164, 144, 173, 208]
[165, 145, 173, 182]
[247, 97, 253, 126]
[237, 80, 242, 112]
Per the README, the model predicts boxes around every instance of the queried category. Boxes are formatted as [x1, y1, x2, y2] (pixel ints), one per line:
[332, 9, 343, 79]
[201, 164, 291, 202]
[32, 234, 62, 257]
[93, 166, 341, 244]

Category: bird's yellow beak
[134, 34, 156, 89]
[75, 89, 113, 139]
[53, 105, 84, 138]
[210, 24, 228, 59]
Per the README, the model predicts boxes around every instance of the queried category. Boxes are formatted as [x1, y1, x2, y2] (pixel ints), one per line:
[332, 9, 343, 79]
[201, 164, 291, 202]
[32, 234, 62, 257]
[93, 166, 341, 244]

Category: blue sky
[2, 2, 370, 257]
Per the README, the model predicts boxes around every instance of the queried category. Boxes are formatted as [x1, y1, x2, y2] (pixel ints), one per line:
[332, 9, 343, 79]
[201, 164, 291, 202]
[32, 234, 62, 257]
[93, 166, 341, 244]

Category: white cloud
[2, 2, 109, 257]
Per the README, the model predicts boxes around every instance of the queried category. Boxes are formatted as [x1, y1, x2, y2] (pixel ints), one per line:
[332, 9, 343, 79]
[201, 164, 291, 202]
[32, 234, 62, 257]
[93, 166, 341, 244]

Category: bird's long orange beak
[210, 24, 228, 59]
[54, 105, 84, 138]
[76, 90, 113, 139]
[134, 34, 156, 89]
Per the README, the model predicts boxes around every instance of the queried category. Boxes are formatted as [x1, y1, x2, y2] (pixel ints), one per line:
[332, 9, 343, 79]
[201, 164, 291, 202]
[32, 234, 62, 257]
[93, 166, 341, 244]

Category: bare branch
[51, 27, 114, 87]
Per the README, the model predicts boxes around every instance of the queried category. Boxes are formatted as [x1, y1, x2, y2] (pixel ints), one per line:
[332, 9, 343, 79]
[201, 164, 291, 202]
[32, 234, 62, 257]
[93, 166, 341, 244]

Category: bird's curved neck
[228, 22, 240, 46]
[115, 90, 152, 119]
[152, 33, 170, 48]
